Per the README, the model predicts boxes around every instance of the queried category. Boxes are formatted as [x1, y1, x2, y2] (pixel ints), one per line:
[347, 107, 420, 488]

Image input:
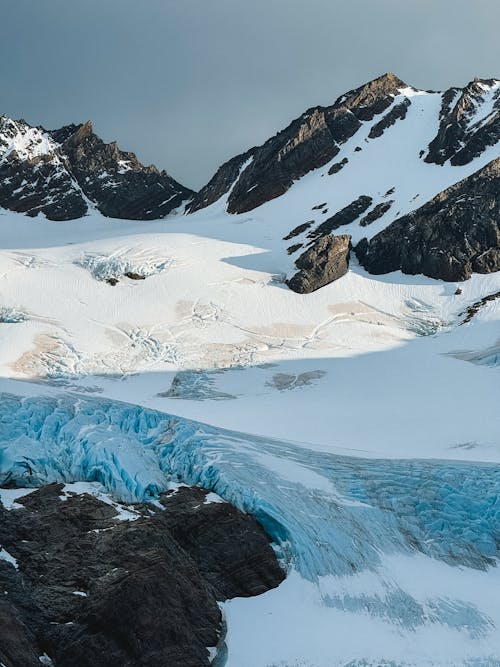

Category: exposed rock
[283, 221, 314, 240]
[0, 117, 87, 220]
[288, 234, 351, 293]
[0, 483, 284, 667]
[189, 73, 406, 214]
[308, 196, 372, 239]
[52, 122, 193, 220]
[328, 157, 348, 175]
[287, 243, 302, 255]
[460, 291, 500, 324]
[356, 158, 500, 281]
[186, 148, 255, 213]
[425, 78, 500, 166]
[368, 99, 411, 139]
[124, 272, 145, 280]
[0, 116, 193, 221]
[359, 200, 394, 226]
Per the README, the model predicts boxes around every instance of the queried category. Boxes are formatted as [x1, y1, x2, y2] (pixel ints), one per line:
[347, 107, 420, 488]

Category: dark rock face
[308, 196, 372, 239]
[0, 117, 87, 221]
[357, 158, 500, 281]
[0, 116, 193, 221]
[328, 157, 348, 175]
[187, 148, 256, 213]
[359, 200, 394, 227]
[368, 99, 411, 139]
[425, 78, 500, 166]
[288, 234, 351, 293]
[0, 484, 284, 667]
[283, 221, 314, 240]
[53, 122, 193, 220]
[189, 73, 406, 214]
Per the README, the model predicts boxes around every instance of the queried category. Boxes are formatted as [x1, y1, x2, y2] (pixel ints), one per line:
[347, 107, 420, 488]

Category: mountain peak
[0, 117, 193, 220]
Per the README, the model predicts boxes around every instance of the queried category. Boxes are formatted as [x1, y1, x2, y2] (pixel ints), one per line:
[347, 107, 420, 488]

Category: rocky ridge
[189, 73, 407, 214]
[0, 483, 284, 667]
[356, 157, 500, 281]
[0, 117, 192, 220]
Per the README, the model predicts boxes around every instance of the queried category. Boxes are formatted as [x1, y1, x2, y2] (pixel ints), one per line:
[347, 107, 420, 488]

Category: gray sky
[1, 0, 498, 189]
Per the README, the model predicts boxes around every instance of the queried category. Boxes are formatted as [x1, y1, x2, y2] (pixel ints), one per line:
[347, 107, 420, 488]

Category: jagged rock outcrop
[356, 158, 500, 281]
[0, 116, 192, 221]
[0, 483, 284, 667]
[308, 195, 373, 239]
[52, 122, 192, 219]
[425, 78, 500, 166]
[0, 117, 87, 221]
[288, 234, 351, 293]
[189, 73, 407, 214]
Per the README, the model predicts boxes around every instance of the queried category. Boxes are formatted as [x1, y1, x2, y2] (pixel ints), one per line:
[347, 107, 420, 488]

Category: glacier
[1, 390, 500, 654]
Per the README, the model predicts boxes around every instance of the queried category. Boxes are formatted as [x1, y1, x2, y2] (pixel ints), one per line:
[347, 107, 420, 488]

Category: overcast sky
[1, 0, 498, 189]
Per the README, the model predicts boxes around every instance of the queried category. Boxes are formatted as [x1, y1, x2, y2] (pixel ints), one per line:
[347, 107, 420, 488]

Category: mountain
[1, 72, 500, 667]
[2, 73, 499, 290]
[0, 117, 192, 220]
[189, 73, 500, 291]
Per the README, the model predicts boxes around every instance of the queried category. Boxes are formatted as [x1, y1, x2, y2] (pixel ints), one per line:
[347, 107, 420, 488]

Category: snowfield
[1, 79, 500, 666]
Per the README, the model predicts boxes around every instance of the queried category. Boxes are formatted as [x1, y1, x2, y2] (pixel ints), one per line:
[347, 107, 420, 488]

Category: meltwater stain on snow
[158, 370, 236, 401]
[1, 393, 500, 639]
[266, 370, 326, 391]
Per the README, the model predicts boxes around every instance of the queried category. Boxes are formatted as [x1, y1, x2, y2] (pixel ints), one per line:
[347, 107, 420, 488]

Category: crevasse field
[1, 84, 500, 667]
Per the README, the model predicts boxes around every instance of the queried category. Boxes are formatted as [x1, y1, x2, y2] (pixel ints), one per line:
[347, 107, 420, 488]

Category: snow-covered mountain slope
[189, 73, 500, 288]
[0, 116, 192, 220]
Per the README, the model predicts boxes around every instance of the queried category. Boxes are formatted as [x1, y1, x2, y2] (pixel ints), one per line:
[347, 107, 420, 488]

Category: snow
[0, 486, 36, 509]
[0, 118, 59, 164]
[75, 247, 171, 282]
[0, 79, 499, 666]
[0, 546, 18, 569]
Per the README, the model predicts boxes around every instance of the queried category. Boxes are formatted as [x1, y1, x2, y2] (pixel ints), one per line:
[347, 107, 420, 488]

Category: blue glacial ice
[1, 391, 500, 641]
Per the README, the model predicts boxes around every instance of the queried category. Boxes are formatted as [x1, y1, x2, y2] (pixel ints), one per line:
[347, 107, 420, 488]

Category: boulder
[288, 234, 351, 293]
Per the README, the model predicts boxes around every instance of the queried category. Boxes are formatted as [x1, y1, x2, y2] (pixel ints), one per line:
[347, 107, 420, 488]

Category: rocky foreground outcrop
[0, 116, 192, 220]
[356, 157, 500, 281]
[0, 483, 284, 667]
[288, 234, 351, 293]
